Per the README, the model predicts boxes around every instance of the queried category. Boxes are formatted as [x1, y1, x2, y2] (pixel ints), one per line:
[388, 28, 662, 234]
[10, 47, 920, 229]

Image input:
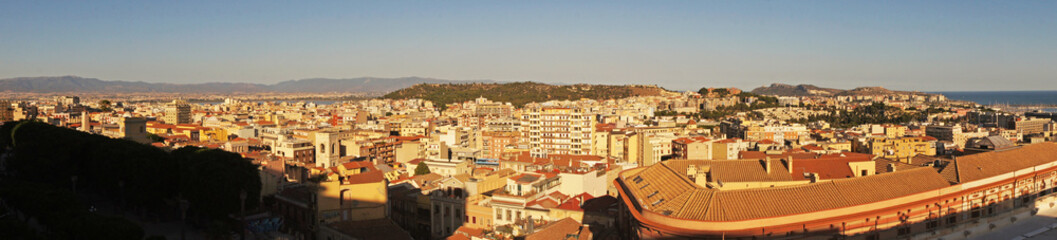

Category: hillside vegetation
[382, 82, 674, 107]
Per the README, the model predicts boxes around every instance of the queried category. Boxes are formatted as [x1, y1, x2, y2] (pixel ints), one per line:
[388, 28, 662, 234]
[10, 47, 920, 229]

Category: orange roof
[525, 218, 590, 240]
[621, 161, 950, 221]
[555, 193, 595, 211]
[345, 170, 385, 184]
[673, 136, 711, 144]
[342, 161, 374, 170]
[941, 142, 1057, 183]
[801, 145, 824, 151]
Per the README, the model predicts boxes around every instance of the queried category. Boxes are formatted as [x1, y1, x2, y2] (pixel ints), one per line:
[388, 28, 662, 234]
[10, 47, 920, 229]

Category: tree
[147, 133, 165, 142]
[98, 100, 112, 112]
[414, 162, 431, 176]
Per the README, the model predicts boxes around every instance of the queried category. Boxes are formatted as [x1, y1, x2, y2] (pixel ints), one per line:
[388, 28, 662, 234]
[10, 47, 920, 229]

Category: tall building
[163, 99, 191, 124]
[522, 106, 596, 156]
[0, 101, 13, 122]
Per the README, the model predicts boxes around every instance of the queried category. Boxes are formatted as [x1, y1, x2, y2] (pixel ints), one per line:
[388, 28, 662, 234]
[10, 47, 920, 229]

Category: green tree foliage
[697, 88, 731, 97]
[98, 99, 112, 112]
[654, 110, 679, 117]
[0, 180, 145, 239]
[382, 82, 670, 107]
[0, 120, 261, 236]
[788, 102, 922, 128]
[172, 147, 262, 220]
[147, 133, 165, 142]
[414, 162, 431, 176]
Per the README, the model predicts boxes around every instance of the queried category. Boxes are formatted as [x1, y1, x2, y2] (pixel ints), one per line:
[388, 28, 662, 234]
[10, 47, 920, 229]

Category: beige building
[858, 136, 937, 162]
[522, 106, 596, 156]
[163, 99, 191, 124]
[672, 136, 714, 160]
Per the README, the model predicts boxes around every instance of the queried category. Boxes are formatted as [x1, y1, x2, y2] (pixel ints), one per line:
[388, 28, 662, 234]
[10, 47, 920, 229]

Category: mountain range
[750, 83, 939, 97]
[0, 76, 492, 94]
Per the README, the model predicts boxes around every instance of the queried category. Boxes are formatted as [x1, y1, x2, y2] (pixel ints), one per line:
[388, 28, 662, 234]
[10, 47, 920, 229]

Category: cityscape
[3, 1, 1057, 240]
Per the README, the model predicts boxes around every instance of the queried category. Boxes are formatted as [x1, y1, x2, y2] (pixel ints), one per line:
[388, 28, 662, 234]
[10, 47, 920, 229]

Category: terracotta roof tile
[947, 142, 1057, 183]
[622, 161, 951, 221]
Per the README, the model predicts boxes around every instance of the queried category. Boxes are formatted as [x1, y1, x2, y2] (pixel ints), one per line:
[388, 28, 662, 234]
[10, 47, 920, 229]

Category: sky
[2, 1, 1055, 92]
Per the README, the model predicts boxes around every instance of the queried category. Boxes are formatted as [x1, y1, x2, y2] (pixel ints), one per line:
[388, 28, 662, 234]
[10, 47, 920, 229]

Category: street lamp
[118, 180, 125, 214]
[240, 189, 247, 240]
[179, 196, 189, 240]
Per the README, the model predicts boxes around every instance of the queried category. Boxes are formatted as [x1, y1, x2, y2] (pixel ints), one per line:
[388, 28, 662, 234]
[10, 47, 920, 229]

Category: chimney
[809, 172, 820, 183]
[782, 158, 794, 174]
[888, 163, 897, 173]
[762, 159, 771, 174]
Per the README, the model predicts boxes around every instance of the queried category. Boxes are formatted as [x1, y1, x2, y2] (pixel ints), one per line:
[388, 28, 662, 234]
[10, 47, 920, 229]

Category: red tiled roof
[342, 161, 374, 170]
[345, 170, 385, 184]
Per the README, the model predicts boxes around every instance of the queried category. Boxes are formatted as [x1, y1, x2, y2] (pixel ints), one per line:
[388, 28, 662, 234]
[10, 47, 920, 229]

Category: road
[969, 206, 1057, 240]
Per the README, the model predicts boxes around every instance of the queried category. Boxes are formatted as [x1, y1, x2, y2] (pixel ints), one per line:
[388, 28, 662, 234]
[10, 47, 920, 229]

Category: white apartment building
[522, 106, 596, 156]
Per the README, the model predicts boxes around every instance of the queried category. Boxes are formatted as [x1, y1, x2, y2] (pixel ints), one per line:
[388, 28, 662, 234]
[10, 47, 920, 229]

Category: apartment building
[857, 136, 937, 161]
[672, 136, 714, 160]
[163, 99, 192, 124]
[522, 106, 596, 156]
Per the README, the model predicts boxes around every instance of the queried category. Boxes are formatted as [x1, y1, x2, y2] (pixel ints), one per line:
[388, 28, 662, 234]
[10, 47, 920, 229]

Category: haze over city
[3, 1, 1056, 91]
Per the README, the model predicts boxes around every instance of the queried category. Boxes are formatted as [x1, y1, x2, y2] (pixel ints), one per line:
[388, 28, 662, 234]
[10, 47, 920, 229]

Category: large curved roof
[621, 159, 952, 221]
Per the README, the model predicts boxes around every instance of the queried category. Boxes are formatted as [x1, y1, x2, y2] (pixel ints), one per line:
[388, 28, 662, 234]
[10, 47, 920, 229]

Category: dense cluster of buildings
[6, 88, 1057, 239]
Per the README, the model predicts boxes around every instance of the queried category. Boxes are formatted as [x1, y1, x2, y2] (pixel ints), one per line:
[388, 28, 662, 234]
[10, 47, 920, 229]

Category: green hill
[382, 82, 675, 107]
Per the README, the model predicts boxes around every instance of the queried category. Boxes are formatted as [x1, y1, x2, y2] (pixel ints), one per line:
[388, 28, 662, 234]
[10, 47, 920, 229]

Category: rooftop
[941, 142, 1057, 183]
[621, 160, 951, 221]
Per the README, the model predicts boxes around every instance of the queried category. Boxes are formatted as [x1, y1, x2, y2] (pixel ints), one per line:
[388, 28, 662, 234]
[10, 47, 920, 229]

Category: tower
[164, 99, 191, 124]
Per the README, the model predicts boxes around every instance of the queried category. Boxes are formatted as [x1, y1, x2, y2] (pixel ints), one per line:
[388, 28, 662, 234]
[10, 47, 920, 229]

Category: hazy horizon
[3, 1, 1055, 92]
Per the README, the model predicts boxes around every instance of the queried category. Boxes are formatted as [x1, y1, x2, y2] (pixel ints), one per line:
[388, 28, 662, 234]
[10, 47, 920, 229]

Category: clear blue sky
[2, 1, 1055, 91]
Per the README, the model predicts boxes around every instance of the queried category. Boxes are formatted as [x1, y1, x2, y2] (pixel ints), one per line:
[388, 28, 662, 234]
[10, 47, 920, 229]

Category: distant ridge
[0, 76, 492, 94]
[382, 82, 676, 107]
[751, 83, 939, 97]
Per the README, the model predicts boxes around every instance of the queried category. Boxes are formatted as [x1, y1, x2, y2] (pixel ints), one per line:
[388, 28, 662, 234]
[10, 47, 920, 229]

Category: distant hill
[382, 82, 675, 107]
[267, 77, 489, 94]
[0, 76, 490, 94]
[751, 83, 938, 97]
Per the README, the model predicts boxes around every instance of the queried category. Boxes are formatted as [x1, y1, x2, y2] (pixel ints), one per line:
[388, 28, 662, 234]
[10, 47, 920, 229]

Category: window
[896, 226, 913, 235]
[926, 220, 938, 230]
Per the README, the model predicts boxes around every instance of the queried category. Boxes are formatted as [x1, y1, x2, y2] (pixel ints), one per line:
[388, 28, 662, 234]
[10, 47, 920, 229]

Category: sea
[933, 91, 1057, 112]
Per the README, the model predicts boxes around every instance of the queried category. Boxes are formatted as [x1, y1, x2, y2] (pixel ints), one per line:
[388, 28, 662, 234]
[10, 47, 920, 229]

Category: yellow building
[859, 136, 936, 162]
[882, 124, 908, 138]
[317, 171, 389, 222]
[465, 195, 495, 229]
[199, 127, 228, 142]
